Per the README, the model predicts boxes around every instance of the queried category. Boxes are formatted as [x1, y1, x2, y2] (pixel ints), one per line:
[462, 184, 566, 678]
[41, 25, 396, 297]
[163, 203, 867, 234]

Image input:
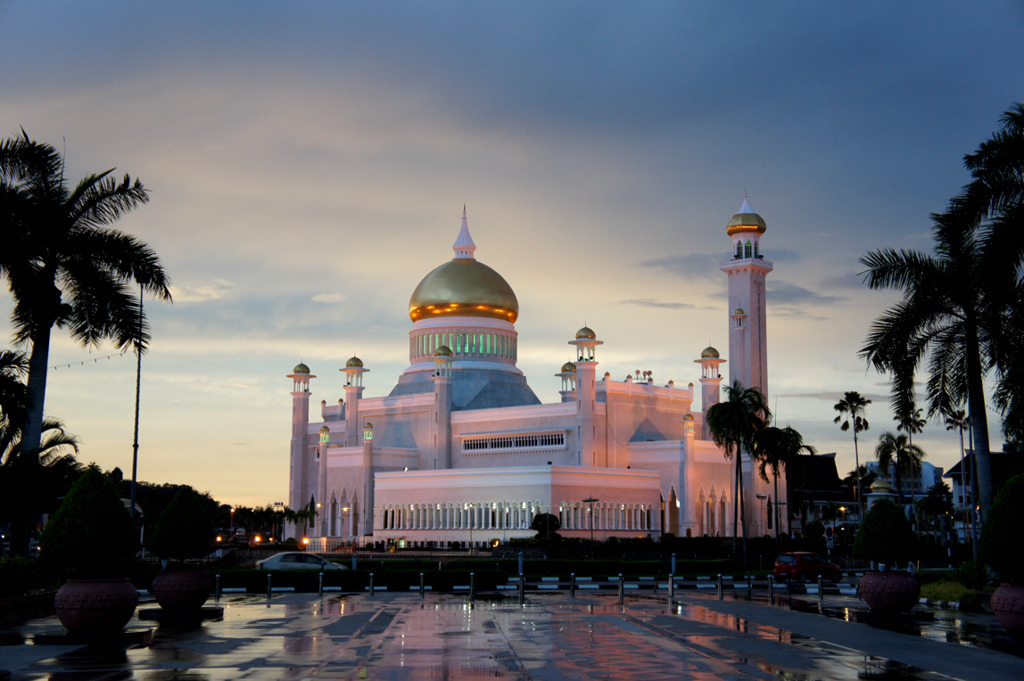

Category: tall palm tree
[833, 391, 871, 520]
[944, 408, 975, 553]
[0, 131, 172, 458]
[895, 405, 926, 446]
[860, 218, 995, 516]
[707, 380, 770, 566]
[874, 431, 925, 507]
[755, 425, 815, 542]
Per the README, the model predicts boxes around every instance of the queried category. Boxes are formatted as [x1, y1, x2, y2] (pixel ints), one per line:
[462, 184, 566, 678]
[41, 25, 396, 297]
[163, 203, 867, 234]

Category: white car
[256, 552, 347, 571]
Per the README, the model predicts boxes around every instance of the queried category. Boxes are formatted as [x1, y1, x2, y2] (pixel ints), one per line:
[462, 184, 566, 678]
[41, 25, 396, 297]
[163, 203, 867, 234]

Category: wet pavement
[2, 590, 1023, 680]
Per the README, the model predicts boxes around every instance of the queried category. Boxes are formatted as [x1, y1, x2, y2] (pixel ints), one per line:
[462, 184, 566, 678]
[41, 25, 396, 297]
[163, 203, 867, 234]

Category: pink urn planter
[991, 583, 1024, 638]
[54, 578, 139, 634]
[858, 571, 920, 613]
[151, 567, 213, 612]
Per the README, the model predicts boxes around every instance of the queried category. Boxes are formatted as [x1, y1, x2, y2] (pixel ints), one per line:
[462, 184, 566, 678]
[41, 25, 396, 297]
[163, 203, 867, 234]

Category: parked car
[256, 552, 347, 571]
[772, 552, 841, 583]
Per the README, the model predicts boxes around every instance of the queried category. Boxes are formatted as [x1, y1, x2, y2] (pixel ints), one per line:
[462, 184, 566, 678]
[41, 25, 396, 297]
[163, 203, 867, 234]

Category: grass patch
[920, 580, 981, 611]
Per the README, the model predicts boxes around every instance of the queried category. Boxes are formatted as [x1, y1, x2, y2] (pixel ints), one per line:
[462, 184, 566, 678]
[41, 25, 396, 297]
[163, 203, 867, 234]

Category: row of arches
[380, 500, 544, 531]
[734, 239, 760, 259]
[558, 501, 656, 532]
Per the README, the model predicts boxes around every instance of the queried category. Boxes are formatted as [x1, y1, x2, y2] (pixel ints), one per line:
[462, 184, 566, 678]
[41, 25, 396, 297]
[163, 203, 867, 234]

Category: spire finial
[453, 205, 476, 260]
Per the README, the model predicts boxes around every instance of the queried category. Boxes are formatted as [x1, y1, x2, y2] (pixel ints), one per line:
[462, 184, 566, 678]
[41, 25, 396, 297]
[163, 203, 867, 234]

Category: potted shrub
[980, 472, 1024, 637]
[852, 498, 920, 612]
[147, 486, 215, 613]
[40, 466, 139, 634]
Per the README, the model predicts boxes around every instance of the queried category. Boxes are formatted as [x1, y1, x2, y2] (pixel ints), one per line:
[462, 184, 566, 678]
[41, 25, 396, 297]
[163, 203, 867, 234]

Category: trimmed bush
[980, 473, 1024, 584]
[147, 486, 215, 562]
[40, 466, 137, 578]
[852, 499, 915, 569]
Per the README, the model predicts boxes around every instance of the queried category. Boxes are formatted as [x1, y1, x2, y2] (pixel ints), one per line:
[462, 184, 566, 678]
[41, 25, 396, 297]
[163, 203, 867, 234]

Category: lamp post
[342, 506, 350, 547]
[583, 497, 599, 544]
[230, 507, 235, 531]
[129, 281, 145, 520]
[464, 503, 475, 554]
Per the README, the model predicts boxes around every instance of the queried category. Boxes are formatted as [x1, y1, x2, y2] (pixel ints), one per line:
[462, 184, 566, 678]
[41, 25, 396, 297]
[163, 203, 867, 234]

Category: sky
[2, 1, 1023, 509]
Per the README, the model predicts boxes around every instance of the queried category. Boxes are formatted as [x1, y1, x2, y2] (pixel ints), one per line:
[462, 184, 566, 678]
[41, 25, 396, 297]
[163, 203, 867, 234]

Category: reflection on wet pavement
[3, 593, 1022, 680]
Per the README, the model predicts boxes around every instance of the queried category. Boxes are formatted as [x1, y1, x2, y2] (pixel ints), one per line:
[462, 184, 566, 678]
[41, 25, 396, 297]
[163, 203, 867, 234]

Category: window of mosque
[744, 241, 752, 258]
[463, 432, 566, 452]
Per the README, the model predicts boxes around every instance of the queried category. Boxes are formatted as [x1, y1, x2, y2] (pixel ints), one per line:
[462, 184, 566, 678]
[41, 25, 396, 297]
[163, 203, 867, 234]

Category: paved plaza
[2, 590, 1024, 680]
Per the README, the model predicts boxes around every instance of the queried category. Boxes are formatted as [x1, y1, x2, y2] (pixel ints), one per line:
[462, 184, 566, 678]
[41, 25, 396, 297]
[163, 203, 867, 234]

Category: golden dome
[683, 414, 694, 421]
[575, 326, 596, 340]
[434, 345, 454, 357]
[560, 361, 577, 373]
[726, 197, 767, 236]
[319, 425, 330, 434]
[409, 259, 519, 323]
[700, 346, 720, 358]
[345, 356, 363, 368]
[870, 478, 893, 493]
[292, 362, 310, 374]
[733, 308, 745, 316]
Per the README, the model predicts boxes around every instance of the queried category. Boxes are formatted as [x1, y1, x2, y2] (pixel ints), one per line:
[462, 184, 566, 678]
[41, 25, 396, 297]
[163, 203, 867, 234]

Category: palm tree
[944, 408, 975, 553]
[860, 219, 995, 516]
[0, 349, 28, 435]
[833, 391, 871, 520]
[754, 425, 815, 542]
[874, 431, 925, 507]
[706, 380, 770, 566]
[895, 405, 926, 446]
[0, 131, 172, 458]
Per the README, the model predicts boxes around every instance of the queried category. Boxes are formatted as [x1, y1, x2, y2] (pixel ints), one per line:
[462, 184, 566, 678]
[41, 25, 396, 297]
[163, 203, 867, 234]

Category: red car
[772, 552, 841, 583]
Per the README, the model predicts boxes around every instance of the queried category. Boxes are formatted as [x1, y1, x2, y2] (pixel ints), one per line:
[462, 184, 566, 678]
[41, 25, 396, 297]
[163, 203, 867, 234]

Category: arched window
[736, 241, 742, 258]
[744, 241, 752, 258]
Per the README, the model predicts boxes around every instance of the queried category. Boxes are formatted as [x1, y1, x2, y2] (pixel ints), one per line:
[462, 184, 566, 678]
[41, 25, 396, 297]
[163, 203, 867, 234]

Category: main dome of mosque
[408, 210, 520, 323]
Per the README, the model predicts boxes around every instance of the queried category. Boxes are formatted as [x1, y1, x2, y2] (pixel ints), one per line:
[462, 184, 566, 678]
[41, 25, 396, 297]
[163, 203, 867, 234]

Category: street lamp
[230, 507, 235, 531]
[464, 502, 475, 554]
[583, 497, 599, 543]
[342, 506, 350, 547]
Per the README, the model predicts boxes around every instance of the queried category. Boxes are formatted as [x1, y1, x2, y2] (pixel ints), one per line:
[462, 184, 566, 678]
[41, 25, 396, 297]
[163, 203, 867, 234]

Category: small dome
[733, 308, 745, 316]
[575, 326, 596, 340]
[870, 478, 893, 493]
[434, 345, 454, 357]
[560, 361, 577, 373]
[292, 362, 310, 374]
[345, 356, 363, 368]
[683, 414, 694, 421]
[319, 425, 330, 434]
[726, 197, 767, 236]
[700, 346, 720, 358]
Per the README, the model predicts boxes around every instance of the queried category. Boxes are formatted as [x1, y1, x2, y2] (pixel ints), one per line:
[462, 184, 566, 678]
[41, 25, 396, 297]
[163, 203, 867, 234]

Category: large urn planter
[151, 566, 213, 612]
[858, 571, 920, 613]
[990, 584, 1024, 638]
[54, 578, 139, 635]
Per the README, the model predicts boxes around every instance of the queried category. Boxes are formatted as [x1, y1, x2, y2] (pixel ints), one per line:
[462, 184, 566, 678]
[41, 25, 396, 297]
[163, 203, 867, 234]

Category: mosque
[287, 200, 778, 548]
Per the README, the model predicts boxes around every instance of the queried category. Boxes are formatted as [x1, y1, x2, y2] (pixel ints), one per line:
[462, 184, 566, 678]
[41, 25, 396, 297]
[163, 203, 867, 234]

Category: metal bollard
[518, 551, 524, 576]
[768, 575, 774, 604]
[570, 572, 576, 599]
[369, 572, 375, 596]
[671, 553, 677, 575]
[518, 574, 525, 605]
[668, 573, 675, 606]
[215, 573, 221, 601]
[266, 573, 273, 600]
[420, 572, 425, 598]
[318, 571, 324, 597]
[618, 573, 624, 606]
[717, 573, 723, 600]
[817, 575, 824, 613]
[470, 572, 475, 600]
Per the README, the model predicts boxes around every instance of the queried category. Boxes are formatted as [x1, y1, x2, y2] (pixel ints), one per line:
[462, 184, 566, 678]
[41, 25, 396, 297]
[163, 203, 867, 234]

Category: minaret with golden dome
[720, 197, 773, 399]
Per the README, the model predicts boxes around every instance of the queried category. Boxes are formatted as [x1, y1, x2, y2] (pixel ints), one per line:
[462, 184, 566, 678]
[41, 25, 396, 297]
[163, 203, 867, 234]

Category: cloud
[820, 269, 865, 290]
[768, 281, 844, 307]
[637, 253, 723, 280]
[169, 279, 234, 303]
[312, 292, 347, 304]
[620, 298, 697, 310]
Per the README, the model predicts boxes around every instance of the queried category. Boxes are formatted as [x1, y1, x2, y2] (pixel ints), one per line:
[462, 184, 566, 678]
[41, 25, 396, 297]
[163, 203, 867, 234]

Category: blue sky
[2, 1, 1022, 507]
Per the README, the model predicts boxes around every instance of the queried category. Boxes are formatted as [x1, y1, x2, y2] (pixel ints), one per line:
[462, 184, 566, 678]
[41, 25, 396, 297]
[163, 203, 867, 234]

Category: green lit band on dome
[409, 258, 519, 323]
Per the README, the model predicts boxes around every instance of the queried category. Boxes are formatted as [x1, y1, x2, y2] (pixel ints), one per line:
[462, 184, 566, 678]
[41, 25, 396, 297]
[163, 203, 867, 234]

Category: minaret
[431, 346, 454, 469]
[317, 425, 330, 536]
[361, 422, 375, 536]
[720, 197, 773, 537]
[287, 362, 315, 536]
[569, 327, 603, 467]
[342, 356, 368, 447]
[694, 347, 726, 441]
[720, 197, 772, 398]
[556, 361, 577, 403]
